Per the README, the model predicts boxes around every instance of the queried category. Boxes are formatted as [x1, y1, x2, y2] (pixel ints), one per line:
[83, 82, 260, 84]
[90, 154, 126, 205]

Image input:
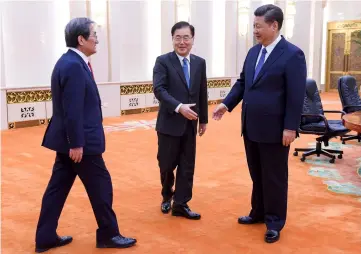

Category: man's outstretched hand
[179, 103, 198, 120]
[212, 103, 228, 121]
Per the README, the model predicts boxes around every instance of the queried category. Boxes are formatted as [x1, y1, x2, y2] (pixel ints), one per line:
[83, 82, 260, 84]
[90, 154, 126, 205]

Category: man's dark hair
[65, 17, 95, 48]
[254, 4, 283, 30]
[171, 21, 195, 37]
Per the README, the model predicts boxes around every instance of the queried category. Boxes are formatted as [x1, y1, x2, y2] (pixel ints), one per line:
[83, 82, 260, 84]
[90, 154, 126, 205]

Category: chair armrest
[300, 113, 330, 134]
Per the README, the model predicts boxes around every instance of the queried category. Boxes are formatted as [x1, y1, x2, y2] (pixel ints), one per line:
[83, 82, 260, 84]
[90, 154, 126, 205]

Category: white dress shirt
[255, 34, 282, 68]
[175, 53, 191, 113]
[176, 53, 191, 75]
[222, 34, 282, 111]
[69, 47, 91, 71]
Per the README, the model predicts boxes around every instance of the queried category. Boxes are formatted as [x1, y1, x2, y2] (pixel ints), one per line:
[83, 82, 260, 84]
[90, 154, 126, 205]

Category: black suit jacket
[223, 36, 307, 143]
[153, 51, 208, 136]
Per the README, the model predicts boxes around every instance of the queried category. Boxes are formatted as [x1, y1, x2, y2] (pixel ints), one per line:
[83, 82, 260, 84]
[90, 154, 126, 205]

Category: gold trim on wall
[207, 79, 231, 88]
[327, 20, 361, 30]
[4, 78, 231, 128]
[120, 106, 159, 115]
[8, 119, 47, 129]
[6, 90, 52, 104]
[120, 84, 153, 95]
[5, 79, 232, 102]
[208, 99, 223, 105]
[119, 78, 231, 95]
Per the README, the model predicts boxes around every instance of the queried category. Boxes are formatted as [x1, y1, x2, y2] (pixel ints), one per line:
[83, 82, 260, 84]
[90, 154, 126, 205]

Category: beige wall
[1, 0, 361, 90]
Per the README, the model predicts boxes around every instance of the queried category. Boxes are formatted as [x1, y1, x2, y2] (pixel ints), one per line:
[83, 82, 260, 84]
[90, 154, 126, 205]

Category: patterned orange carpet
[1, 92, 361, 253]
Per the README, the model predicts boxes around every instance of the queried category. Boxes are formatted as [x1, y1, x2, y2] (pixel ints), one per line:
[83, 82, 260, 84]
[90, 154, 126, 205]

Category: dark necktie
[254, 48, 267, 81]
[88, 61, 94, 80]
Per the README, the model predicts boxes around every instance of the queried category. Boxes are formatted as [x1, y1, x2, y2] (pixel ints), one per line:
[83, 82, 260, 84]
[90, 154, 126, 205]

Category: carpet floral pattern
[304, 141, 361, 201]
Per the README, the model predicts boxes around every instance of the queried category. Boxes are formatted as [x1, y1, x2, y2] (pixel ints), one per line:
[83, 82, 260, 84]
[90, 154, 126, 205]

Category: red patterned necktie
[88, 61, 94, 79]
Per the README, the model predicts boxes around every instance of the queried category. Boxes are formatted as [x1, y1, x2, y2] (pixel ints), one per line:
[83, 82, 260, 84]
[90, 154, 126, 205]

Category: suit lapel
[170, 51, 188, 89]
[68, 50, 102, 106]
[67, 49, 96, 84]
[82, 62, 102, 115]
[80, 61, 95, 83]
[248, 44, 261, 87]
[252, 38, 286, 87]
[189, 54, 198, 91]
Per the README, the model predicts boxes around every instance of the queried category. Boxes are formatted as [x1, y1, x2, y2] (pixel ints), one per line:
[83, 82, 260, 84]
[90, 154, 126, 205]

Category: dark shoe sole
[161, 205, 171, 214]
[35, 238, 73, 253]
[265, 232, 280, 243]
[35, 248, 51, 253]
[265, 237, 280, 243]
[171, 211, 201, 220]
[238, 217, 264, 224]
[96, 241, 136, 248]
[161, 200, 172, 214]
[238, 220, 264, 225]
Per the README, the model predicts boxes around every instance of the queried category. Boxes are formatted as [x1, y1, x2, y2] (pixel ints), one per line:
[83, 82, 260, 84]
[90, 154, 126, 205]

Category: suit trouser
[157, 121, 196, 206]
[243, 133, 290, 231]
[35, 153, 120, 246]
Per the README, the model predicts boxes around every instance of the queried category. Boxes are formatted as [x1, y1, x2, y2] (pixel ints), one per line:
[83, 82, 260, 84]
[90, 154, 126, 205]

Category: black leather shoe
[171, 205, 201, 220]
[96, 235, 137, 248]
[238, 216, 264, 224]
[161, 200, 172, 214]
[35, 235, 73, 253]
[265, 230, 280, 243]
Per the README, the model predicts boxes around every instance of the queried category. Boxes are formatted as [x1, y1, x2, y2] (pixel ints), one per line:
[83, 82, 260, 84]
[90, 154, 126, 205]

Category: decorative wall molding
[7, 90, 52, 104]
[207, 78, 231, 88]
[120, 106, 158, 116]
[8, 119, 48, 130]
[120, 83, 152, 95]
[2, 77, 234, 130]
[327, 20, 361, 30]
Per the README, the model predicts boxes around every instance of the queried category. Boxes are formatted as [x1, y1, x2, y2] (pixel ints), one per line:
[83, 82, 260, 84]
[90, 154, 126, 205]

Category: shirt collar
[69, 47, 89, 65]
[176, 52, 190, 63]
[262, 34, 282, 53]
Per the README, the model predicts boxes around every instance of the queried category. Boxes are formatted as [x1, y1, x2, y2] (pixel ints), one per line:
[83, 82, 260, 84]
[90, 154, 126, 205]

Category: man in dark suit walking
[34, 17, 136, 252]
[153, 21, 208, 220]
[213, 5, 307, 243]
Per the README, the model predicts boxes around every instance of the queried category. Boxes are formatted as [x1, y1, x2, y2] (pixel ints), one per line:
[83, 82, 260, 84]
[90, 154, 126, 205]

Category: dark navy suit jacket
[153, 51, 208, 136]
[223, 36, 307, 143]
[42, 49, 105, 155]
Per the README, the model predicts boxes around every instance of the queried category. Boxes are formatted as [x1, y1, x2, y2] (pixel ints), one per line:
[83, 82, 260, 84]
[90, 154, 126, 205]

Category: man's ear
[78, 35, 84, 46]
[273, 21, 278, 31]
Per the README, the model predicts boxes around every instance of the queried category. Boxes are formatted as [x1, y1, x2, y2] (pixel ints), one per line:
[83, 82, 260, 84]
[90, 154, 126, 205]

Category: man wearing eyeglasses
[153, 21, 208, 220]
[34, 17, 136, 252]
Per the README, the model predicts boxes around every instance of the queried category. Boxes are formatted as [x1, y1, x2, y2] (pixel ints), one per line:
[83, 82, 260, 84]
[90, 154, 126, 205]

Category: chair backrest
[337, 75, 361, 113]
[301, 78, 324, 124]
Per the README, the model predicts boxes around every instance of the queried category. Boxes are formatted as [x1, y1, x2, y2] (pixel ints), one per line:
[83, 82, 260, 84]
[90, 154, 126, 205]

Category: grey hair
[65, 17, 95, 48]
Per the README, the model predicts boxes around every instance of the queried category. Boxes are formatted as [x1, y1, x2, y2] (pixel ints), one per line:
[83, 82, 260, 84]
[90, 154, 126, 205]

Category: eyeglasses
[173, 36, 193, 42]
